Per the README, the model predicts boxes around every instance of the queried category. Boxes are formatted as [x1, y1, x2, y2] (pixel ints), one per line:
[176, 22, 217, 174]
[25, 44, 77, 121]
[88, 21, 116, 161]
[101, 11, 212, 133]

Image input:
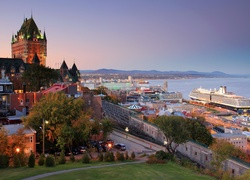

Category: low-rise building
[212, 127, 247, 150]
[3, 124, 36, 156]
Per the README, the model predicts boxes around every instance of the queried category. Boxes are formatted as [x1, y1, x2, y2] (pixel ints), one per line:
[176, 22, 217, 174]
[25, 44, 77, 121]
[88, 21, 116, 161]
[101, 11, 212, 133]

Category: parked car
[114, 143, 126, 151]
[78, 146, 87, 154]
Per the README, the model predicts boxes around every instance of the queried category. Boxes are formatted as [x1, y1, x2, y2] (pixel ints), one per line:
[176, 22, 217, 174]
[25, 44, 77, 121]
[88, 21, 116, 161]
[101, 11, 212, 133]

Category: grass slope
[0, 161, 214, 180]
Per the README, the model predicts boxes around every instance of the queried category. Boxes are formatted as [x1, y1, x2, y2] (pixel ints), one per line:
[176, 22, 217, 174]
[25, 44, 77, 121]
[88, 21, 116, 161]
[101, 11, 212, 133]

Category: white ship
[189, 86, 250, 111]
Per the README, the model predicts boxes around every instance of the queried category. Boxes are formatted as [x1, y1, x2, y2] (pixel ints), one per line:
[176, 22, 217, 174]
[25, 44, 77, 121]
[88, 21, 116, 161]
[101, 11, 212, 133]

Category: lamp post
[42, 119, 48, 155]
[125, 127, 129, 139]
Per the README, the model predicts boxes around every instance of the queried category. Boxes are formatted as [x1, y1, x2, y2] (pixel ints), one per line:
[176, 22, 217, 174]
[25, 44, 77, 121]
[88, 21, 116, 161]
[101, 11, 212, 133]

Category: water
[148, 77, 250, 100]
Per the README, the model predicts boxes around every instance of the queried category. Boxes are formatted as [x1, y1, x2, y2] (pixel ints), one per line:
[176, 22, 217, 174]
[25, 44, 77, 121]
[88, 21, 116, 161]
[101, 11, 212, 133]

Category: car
[78, 146, 87, 154]
[114, 143, 126, 151]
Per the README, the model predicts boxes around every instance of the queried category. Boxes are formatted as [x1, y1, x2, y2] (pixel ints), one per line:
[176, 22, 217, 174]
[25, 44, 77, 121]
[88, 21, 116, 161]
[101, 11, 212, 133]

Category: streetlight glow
[16, 148, 20, 153]
[42, 119, 49, 155]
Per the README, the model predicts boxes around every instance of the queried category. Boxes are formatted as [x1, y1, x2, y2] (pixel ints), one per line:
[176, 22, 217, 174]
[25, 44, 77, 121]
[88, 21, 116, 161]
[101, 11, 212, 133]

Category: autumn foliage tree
[210, 139, 246, 172]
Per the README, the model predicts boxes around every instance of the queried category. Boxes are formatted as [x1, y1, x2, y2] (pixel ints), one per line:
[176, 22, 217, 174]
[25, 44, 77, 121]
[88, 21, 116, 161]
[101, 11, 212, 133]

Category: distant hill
[80, 69, 250, 79]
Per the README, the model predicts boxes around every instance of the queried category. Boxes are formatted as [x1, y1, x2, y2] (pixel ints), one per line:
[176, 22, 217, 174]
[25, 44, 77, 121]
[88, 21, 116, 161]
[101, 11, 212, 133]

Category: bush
[125, 151, 129, 160]
[38, 154, 45, 166]
[28, 152, 35, 168]
[103, 151, 114, 162]
[45, 155, 55, 167]
[110, 152, 115, 162]
[82, 153, 90, 164]
[116, 151, 121, 161]
[116, 151, 125, 161]
[13, 154, 21, 168]
[70, 154, 75, 162]
[146, 155, 166, 164]
[0, 154, 9, 168]
[13, 153, 26, 168]
[58, 150, 66, 164]
[98, 153, 103, 162]
[155, 150, 167, 160]
[131, 151, 135, 160]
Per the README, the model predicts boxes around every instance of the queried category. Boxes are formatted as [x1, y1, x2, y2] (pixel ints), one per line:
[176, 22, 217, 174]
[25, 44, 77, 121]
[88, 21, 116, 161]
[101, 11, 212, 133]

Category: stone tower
[11, 16, 47, 66]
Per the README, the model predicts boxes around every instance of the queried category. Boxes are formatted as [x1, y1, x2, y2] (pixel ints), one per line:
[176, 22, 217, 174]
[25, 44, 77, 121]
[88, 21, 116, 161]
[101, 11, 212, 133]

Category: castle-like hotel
[1, 15, 80, 82]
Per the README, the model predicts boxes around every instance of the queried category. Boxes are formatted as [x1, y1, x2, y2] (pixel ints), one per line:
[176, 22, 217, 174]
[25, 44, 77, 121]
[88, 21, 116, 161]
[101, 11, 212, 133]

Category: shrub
[28, 152, 35, 168]
[13, 153, 26, 168]
[116, 151, 121, 161]
[45, 155, 55, 167]
[13, 154, 21, 168]
[98, 153, 103, 162]
[110, 152, 115, 162]
[82, 153, 90, 164]
[116, 151, 125, 161]
[104, 151, 114, 162]
[58, 150, 66, 164]
[155, 150, 167, 160]
[146, 155, 165, 164]
[0, 154, 9, 168]
[38, 154, 45, 166]
[131, 151, 135, 160]
[104, 152, 108, 162]
[70, 154, 75, 162]
[125, 151, 129, 160]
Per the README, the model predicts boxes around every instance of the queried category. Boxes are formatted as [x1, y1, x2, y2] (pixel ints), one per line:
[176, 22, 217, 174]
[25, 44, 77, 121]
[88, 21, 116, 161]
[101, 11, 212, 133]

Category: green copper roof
[18, 17, 43, 40]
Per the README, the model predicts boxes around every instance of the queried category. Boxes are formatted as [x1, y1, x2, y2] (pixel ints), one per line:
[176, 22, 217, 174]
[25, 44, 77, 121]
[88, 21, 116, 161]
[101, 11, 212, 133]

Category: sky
[1, 0, 250, 74]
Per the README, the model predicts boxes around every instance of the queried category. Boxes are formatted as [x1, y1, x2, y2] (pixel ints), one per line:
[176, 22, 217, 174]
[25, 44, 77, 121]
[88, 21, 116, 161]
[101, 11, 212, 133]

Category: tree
[186, 118, 213, 146]
[210, 139, 246, 172]
[155, 116, 190, 155]
[21, 64, 59, 91]
[101, 117, 114, 140]
[0, 127, 9, 155]
[23, 92, 92, 152]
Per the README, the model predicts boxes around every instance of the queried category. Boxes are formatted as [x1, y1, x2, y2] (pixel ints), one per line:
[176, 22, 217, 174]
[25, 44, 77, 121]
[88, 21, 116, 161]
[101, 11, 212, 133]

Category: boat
[189, 86, 250, 111]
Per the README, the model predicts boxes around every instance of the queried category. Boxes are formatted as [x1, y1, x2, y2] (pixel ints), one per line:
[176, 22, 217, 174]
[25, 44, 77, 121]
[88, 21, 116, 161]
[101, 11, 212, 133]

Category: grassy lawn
[0, 161, 214, 180]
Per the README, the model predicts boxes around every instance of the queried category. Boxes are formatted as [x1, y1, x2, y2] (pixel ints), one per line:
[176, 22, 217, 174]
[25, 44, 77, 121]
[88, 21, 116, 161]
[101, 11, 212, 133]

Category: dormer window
[19, 65, 25, 74]
[11, 66, 16, 74]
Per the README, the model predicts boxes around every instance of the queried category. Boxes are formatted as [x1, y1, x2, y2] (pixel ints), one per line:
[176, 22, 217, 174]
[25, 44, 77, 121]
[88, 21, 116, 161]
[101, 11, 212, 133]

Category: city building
[212, 127, 247, 150]
[11, 16, 47, 66]
[59, 60, 81, 83]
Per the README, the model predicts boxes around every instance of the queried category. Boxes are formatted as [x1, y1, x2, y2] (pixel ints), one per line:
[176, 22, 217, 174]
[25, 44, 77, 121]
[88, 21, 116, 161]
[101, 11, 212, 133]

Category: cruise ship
[189, 86, 250, 111]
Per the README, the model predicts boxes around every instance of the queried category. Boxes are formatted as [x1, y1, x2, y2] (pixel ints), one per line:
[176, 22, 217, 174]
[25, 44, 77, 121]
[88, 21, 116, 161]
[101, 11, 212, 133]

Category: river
[148, 77, 250, 100]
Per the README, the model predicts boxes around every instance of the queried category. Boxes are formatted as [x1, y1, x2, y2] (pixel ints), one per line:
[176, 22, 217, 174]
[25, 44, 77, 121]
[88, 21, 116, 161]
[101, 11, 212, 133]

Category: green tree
[28, 152, 35, 168]
[186, 118, 213, 146]
[101, 118, 114, 140]
[22, 64, 59, 91]
[23, 92, 92, 152]
[155, 116, 190, 155]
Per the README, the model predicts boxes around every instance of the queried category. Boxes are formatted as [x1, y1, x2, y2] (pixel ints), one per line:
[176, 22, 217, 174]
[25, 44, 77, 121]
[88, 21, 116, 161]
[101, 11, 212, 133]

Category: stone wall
[102, 101, 250, 176]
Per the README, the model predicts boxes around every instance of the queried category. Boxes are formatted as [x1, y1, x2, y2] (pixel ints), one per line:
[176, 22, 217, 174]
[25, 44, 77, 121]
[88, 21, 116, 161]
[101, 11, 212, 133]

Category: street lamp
[16, 148, 20, 153]
[125, 127, 129, 138]
[42, 119, 49, 155]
